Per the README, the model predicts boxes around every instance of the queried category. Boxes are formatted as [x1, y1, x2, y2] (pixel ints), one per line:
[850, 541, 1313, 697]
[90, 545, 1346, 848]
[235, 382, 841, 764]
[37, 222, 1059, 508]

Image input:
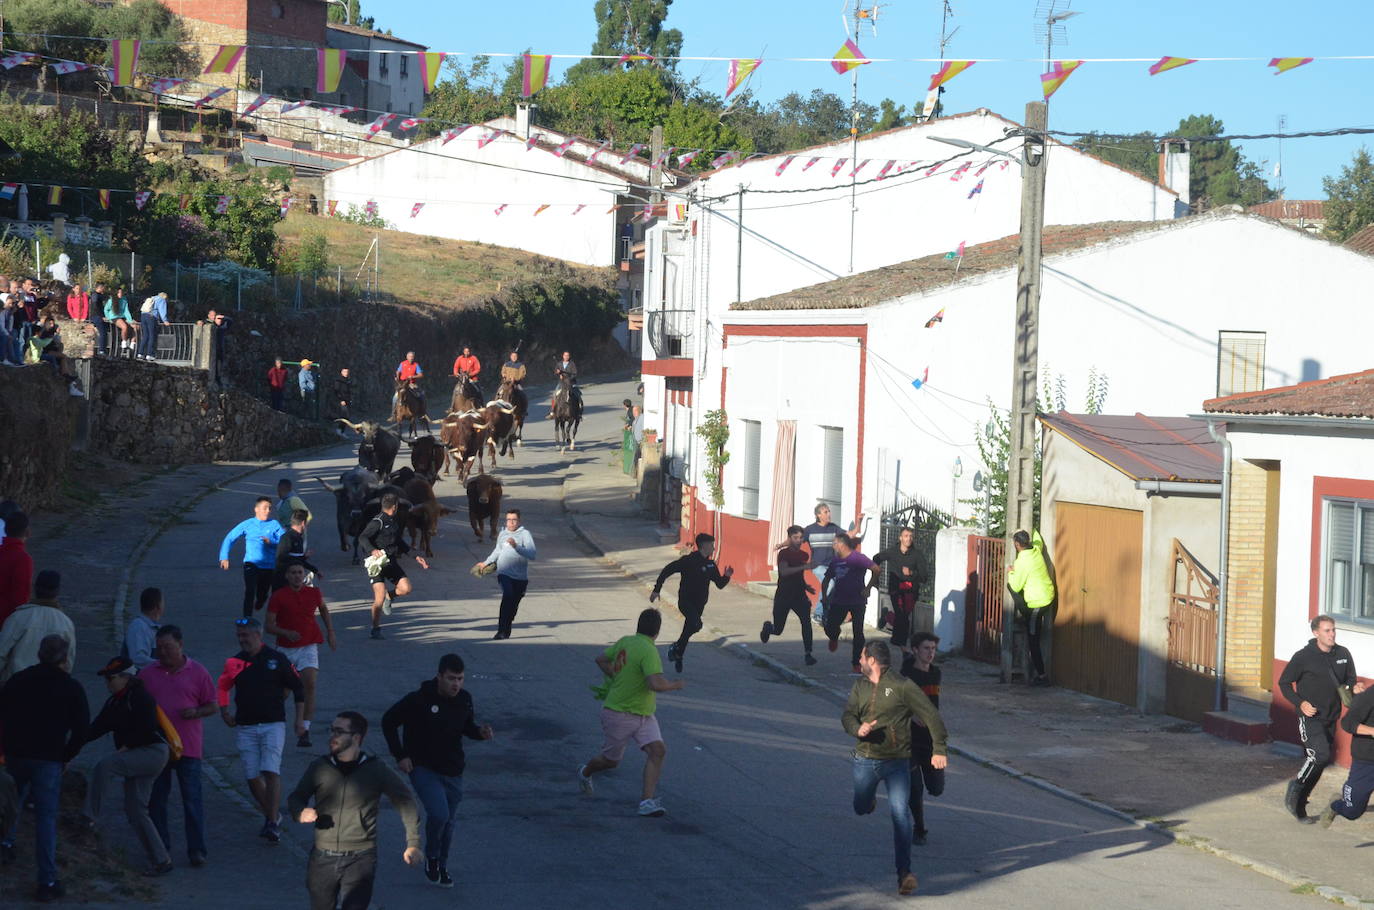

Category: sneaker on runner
[297, 733, 312, 748]
[804, 653, 817, 666]
[759, 621, 771, 644]
[577, 764, 594, 795]
[637, 798, 666, 818]
[425, 858, 441, 885]
[828, 637, 839, 653]
[258, 820, 273, 840]
[898, 872, 918, 895]
[381, 594, 394, 616]
[370, 626, 385, 641]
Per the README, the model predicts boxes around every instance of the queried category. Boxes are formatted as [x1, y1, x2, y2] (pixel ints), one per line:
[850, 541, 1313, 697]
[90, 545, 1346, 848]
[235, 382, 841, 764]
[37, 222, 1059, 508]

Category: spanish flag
[1269, 57, 1313, 74]
[98, 189, 111, 210]
[203, 45, 245, 75]
[522, 53, 551, 97]
[47, 186, 62, 205]
[831, 39, 868, 74]
[317, 49, 347, 93]
[725, 58, 761, 97]
[1040, 60, 1083, 99]
[928, 60, 974, 91]
[1148, 56, 1197, 76]
[418, 52, 445, 93]
[110, 39, 140, 87]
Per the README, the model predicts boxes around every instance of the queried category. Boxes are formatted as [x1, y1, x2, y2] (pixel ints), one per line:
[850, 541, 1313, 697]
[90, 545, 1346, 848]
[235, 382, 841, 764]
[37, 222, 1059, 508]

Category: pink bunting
[775, 156, 797, 176]
[411, 203, 424, 218]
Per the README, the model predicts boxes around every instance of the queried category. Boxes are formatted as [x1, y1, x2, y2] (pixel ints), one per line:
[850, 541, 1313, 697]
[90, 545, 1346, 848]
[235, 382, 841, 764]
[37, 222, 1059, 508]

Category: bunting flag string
[279, 197, 292, 216]
[318, 104, 359, 116]
[1041, 60, 1084, 98]
[925, 162, 943, 177]
[0, 185, 18, 201]
[195, 86, 231, 108]
[533, 204, 550, 216]
[526, 133, 545, 150]
[587, 141, 611, 164]
[522, 53, 552, 97]
[802, 156, 821, 172]
[215, 195, 230, 214]
[51, 61, 97, 75]
[442, 125, 473, 145]
[552, 136, 577, 157]
[417, 52, 445, 93]
[653, 148, 676, 168]
[966, 179, 984, 199]
[364, 113, 396, 139]
[1269, 56, 1313, 74]
[617, 53, 655, 66]
[831, 39, 869, 74]
[134, 190, 151, 210]
[47, 186, 63, 205]
[572, 204, 586, 215]
[775, 155, 796, 177]
[280, 100, 312, 114]
[850, 159, 869, 178]
[149, 76, 186, 95]
[109, 39, 140, 86]
[97, 189, 111, 210]
[493, 204, 507, 215]
[948, 162, 971, 181]
[327, 200, 338, 216]
[398, 117, 428, 131]
[711, 151, 738, 169]
[829, 157, 848, 177]
[242, 94, 274, 116]
[677, 149, 701, 167]
[202, 45, 245, 75]
[876, 159, 897, 180]
[317, 49, 346, 93]
[411, 202, 424, 218]
[477, 129, 503, 149]
[1149, 56, 1197, 76]
[0, 52, 38, 70]
[924, 306, 946, 327]
[605, 204, 619, 214]
[911, 367, 930, 390]
[725, 58, 762, 98]
[928, 60, 974, 90]
[619, 143, 646, 164]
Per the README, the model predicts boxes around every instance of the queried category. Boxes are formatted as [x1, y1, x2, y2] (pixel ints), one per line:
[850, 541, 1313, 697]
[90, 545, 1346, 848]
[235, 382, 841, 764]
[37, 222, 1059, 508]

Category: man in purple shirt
[822, 534, 877, 673]
[138, 625, 216, 866]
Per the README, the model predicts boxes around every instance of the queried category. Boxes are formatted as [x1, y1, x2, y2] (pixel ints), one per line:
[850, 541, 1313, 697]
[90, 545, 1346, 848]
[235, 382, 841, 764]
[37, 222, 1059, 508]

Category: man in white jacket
[0, 571, 74, 683]
[473, 509, 536, 641]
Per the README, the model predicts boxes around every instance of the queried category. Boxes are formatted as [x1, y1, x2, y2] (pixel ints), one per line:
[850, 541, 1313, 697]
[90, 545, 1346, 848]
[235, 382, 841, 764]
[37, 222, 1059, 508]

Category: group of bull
[391, 371, 535, 471]
[318, 418, 505, 573]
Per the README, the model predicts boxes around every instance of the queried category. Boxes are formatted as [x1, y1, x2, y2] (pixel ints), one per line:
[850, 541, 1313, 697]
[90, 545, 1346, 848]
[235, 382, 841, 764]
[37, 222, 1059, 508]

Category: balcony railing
[647, 309, 695, 359]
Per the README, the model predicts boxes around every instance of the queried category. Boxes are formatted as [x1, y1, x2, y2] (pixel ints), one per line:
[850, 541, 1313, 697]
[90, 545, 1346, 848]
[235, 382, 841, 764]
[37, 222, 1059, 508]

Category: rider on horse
[500, 351, 526, 400]
[393, 350, 424, 409]
[547, 350, 580, 418]
[452, 345, 483, 403]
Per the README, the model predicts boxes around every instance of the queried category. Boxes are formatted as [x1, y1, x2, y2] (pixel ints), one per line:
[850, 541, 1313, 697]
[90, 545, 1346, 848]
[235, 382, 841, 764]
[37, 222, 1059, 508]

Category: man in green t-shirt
[575, 609, 684, 817]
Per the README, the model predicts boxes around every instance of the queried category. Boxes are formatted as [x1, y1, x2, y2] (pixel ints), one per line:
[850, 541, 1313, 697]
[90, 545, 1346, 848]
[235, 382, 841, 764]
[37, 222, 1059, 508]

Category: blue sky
[380, 0, 1374, 199]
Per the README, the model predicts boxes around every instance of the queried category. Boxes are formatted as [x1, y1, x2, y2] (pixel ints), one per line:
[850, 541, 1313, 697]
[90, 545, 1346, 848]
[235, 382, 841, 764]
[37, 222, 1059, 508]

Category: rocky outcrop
[0, 364, 79, 507]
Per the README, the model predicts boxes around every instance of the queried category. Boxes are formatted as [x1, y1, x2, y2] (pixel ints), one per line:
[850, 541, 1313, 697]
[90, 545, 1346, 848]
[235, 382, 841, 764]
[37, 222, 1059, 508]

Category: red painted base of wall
[681, 497, 774, 586]
[1270, 657, 1363, 769]
[1202, 711, 1272, 745]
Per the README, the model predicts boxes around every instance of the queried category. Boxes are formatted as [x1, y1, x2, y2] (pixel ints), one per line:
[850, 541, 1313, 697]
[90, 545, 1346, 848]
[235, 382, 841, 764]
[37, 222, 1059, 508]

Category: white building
[326, 23, 429, 118]
[641, 108, 1191, 545]
[687, 211, 1374, 585]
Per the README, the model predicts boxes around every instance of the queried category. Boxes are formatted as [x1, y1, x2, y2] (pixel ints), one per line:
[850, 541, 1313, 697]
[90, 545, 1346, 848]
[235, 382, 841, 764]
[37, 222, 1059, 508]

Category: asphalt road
[103, 375, 1324, 910]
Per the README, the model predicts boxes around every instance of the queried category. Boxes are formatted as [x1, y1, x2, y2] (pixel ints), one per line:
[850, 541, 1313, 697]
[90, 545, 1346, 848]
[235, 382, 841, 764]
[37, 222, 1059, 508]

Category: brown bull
[401, 474, 452, 558]
[479, 399, 518, 460]
[439, 411, 489, 481]
[410, 434, 445, 484]
[465, 474, 503, 541]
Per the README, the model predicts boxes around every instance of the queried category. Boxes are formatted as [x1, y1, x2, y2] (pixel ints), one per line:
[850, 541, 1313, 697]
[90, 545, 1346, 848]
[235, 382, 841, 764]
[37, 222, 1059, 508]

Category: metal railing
[154, 323, 196, 366]
[646, 309, 695, 359]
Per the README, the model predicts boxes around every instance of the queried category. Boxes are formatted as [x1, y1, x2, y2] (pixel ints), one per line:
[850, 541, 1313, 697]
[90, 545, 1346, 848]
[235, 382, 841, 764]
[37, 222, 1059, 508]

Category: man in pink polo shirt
[138, 624, 216, 867]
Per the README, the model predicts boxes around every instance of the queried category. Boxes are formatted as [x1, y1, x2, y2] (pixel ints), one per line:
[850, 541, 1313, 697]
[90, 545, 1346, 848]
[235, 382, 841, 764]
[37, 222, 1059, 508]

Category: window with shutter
[1326, 501, 1354, 618]
[1361, 508, 1374, 620]
[821, 426, 843, 518]
[1216, 331, 1266, 397]
[740, 420, 761, 519]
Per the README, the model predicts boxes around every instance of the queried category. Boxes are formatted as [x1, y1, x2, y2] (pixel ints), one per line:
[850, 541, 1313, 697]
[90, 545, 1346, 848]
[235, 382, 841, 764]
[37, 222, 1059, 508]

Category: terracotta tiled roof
[1203, 368, 1374, 419]
[326, 22, 427, 48]
[1346, 223, 1374, 256]
[1040, 412, 1223, 483]
[1247, 199, 1324, 221]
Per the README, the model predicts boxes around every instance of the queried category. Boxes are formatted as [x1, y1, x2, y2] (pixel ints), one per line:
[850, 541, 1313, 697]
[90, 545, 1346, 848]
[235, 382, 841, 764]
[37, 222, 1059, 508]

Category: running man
[360, 494, 430, 640]
[803, 503, 843, 625]
[1280, 614, 1363, 823]
[873, 526, 922, 654]
[218, 496, 285, 618]
[900, 632, 946, 845]
[759, 525, 817, 665]
[473, 509, 536, 640]
[842, 641, 948, 897]
[650, 533, 732, 673]
[217, 617, 306, 845]
[264, 563, 337, 748]
[822, 533, 876, 672]
[273, 509, 322, 592]
[576, 608, 684, 818]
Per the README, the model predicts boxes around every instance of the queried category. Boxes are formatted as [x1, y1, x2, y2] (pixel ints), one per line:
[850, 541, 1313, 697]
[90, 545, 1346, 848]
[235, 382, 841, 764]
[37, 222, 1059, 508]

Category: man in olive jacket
[842, 641, 948, 898]
[288, 710, 422, 910]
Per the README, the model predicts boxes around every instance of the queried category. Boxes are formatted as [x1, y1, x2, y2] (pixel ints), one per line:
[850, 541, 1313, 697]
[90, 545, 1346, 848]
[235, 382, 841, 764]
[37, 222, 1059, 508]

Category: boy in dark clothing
[651, 533, 733, 673]
[1278, 614, 1363, 822]
[873, 527, 923, 652]
[1320, 685, 1374, 828]
[900, 633, 946, 845]
[760, 525, 816, 665]
[360, 494, 429, 640]
[381, 654, 494, 888]
[273, 509, 322, 591]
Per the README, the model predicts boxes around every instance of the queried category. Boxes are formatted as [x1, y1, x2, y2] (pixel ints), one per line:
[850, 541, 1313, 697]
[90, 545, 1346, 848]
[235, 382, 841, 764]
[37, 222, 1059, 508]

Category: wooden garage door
[1052, 503, 1143, 707]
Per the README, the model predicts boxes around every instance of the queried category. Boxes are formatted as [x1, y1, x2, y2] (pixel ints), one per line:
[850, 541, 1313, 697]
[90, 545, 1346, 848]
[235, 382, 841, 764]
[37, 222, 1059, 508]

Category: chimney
[1158, 138, 1191, 208]
[514, 102, 533, 140]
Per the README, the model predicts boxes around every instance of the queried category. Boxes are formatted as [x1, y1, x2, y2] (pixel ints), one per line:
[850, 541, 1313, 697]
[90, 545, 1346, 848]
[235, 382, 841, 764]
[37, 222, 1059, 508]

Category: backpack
[140, 297, 155, 314]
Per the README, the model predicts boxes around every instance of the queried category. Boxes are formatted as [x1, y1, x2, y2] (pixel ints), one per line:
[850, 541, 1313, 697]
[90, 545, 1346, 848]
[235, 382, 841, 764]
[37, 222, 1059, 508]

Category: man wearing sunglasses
[288, 710, 422, 910]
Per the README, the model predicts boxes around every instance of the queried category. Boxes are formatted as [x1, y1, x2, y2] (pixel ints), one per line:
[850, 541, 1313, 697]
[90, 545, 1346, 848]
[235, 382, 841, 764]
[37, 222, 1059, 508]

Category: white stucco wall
[1228, 426, 1374, 675]
[366, 36, 426, 116]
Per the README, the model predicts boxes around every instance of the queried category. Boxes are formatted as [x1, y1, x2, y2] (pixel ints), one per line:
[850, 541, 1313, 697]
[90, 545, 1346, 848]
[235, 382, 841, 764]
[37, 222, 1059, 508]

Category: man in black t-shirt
[760, 526, 816, 665]
[874, 527, 923, 653]
[900, 632, 945, 845]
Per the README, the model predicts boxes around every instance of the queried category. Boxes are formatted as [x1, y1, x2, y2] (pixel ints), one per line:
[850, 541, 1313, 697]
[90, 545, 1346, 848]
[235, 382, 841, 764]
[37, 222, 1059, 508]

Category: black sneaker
[913, 829, 928, 845]
[438, 866, 454, 888]
[370, 626, 385, 641]
[142, 860, 174, 877]
[35, 881, 65, 903]
[425, 858, 441, 886]
[759, 621, 772, 643]
[804, 653, 817, 666]
[189, 851, 207, 867]
[262, 820, 281, 844]
[877, 610, 890, 631]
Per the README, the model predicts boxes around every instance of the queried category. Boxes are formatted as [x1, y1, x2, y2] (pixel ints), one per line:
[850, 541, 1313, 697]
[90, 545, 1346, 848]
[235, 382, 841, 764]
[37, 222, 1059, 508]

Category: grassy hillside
[276, 211, 615, 309]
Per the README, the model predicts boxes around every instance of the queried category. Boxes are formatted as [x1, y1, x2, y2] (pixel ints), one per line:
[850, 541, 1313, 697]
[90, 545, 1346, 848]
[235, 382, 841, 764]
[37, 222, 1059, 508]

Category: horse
[392, 379, 430, 440]
[450, 370, 483, 415]
[552, 373, 583, 452]
[497, 378, 528, 447]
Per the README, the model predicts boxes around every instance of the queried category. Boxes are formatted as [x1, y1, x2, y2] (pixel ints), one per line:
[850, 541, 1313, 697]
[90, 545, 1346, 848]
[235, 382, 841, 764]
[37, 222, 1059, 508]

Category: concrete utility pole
[1001, 100, 1049, 684]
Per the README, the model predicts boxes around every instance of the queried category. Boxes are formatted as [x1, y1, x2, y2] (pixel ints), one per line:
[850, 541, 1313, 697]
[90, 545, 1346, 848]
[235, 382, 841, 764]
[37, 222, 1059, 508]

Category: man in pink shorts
[575, 609, 684, 817]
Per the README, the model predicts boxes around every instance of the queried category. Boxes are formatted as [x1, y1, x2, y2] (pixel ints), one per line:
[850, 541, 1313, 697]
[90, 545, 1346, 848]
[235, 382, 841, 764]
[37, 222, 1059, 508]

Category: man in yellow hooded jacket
[1007, 529, 1054, 686]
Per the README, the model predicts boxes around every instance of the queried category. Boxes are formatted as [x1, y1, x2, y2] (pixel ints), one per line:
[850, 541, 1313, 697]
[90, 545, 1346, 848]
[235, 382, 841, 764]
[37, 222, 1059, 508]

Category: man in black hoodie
[382, 654, 494, 888]
[288, 710, 422, 910]
[1278, 614, 1365, 822]
[1319, 684, 1374, 828]
[0, 634, 89, 902]
[650, 533, 733, 673]
[85, 655, 173, 876]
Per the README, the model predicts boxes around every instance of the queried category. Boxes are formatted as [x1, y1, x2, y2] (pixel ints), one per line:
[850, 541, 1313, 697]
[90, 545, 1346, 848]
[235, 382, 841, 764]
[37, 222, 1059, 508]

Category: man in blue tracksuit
[219, 497, 286, 618]
[474, 509, 536, 640]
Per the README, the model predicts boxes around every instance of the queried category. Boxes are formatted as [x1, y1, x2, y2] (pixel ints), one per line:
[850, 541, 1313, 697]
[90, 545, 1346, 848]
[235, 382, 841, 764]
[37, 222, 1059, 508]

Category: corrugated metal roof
[1039, 412, 1224, 483]
[1203, 368, 1374, 419]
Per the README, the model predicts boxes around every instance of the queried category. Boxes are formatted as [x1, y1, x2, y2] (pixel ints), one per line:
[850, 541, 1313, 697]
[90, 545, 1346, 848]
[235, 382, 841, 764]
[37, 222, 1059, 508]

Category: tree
[566, 0, 684, 82]
[326, 0, 376, 30]
[96, 0, 197, 77]
[2, 0, 195, 76]
[1071, 131, 1158, 183]
[418, 56, 517, 137]
[1323, 147, 1374, 242]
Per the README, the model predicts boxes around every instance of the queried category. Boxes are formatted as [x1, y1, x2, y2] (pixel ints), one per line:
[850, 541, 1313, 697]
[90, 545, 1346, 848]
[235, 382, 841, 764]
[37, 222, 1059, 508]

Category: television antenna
[1033, 0, 1082, 70]
[839, 1, 888, 274]
[841, 1, 884, 38]
[921, 1, 959, 121]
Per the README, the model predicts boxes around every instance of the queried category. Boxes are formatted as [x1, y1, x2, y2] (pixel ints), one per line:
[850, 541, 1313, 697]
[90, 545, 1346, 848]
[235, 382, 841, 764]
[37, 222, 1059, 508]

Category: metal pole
[1000, 101, 1049, 684]
[129, 251, 134, 291]
[848, 7, 859, 275]
[174, 262, 179, 302]
[649, 125, 664, 203]
[337, 265, 342, 304]
[735, 186, 744, 304]
[86, 250, 93, 288]
[1207, 420, 1232, 710]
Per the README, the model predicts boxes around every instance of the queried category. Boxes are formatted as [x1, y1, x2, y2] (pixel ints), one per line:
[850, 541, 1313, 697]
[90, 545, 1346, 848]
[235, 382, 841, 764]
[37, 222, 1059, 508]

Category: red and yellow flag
[725, 58, 761, 97]
[522, 53, 552, 97]
[47, 186, 62, 205]
[98, 189, 111, 210]
[1269, 57, 1313, 74]
[203, 45, 245, 75]
[110, 39, 140, 87]
[418, 52, 446, 93]
[928, 60, 974, 91]
[1040, 60, 1083, 99]
[831, 39, 869, 74]
[317, 49, 347, 93]
[533, 204, 551, 216]
[1148, 56, 1197, 76]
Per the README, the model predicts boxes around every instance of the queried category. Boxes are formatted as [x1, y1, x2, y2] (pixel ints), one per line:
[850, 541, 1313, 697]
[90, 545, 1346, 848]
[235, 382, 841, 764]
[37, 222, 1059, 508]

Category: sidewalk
[563, 453, 1374, 910]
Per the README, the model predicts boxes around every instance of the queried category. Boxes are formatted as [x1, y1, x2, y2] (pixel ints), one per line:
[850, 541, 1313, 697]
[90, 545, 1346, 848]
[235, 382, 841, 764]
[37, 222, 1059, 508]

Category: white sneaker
[637, 798, 666, 818]
[381, 593, 394, 616]
[68, 383, 84, 398]
[576, 764, 594, 795]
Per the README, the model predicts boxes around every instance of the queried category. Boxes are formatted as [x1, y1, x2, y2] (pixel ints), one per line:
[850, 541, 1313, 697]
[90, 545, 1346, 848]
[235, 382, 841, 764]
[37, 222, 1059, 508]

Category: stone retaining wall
[0, 364, 79, 508]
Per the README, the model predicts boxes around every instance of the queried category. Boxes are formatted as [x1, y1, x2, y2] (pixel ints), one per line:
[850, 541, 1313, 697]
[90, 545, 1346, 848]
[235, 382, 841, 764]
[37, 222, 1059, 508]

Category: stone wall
[86, 358, 336, 464]
[0, 364, 79, 508]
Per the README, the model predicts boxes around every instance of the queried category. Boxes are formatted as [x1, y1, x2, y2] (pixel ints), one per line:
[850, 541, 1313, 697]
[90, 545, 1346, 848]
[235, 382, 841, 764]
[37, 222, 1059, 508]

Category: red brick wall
[169, 0, 324, 42]
[167, 0, 248, 29]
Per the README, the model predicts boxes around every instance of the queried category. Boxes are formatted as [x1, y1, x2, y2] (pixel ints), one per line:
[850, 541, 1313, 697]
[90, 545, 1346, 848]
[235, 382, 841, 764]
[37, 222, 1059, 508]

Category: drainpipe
[1207, 418, 1231, 712]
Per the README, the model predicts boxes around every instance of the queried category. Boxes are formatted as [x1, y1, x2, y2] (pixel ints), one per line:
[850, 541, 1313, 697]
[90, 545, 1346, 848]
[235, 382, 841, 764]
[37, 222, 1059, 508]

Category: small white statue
[46, 252, 71, 283]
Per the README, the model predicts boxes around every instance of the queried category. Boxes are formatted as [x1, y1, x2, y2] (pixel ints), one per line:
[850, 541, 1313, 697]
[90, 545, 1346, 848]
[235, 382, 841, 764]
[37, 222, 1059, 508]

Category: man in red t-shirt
[267, 358, 288, 412]
[760, 525, 817, 665]
[264, 563, 335, 748]
[452, 346, 480, 380]
[0, 510, 34, 626]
